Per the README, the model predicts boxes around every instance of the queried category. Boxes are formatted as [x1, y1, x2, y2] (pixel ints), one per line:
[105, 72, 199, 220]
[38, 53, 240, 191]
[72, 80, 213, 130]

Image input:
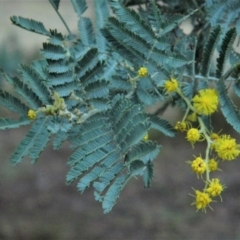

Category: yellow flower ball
[164, 78, 179, 93]
[206, 178, 225, 197]
[214, 135, 240, 160]
[27, 109, 37, 120]
[189, 156, 207, 175]
[192, 190, 212, 212]
[138, 67, 148, 77]
[208, 158, 219, 172]
[210, 132, 220, 141]
[186, 128, 201, 144]
[143, 133, 149, 141]
[192, 88, 219, 115]
[174, 121, 187, 132]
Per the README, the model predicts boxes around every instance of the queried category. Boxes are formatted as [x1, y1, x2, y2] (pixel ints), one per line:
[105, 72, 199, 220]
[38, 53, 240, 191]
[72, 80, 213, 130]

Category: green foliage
[200, 26, 221, 77]
[205, 0, 240, 35]
[1, 0, 240, 213]
[10, 16, 50, 36]
[216, 28, 237, 78]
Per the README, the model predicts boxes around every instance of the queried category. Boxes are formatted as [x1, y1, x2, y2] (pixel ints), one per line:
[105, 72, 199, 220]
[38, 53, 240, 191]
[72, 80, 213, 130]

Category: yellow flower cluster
[188, 157, 219, 177]
[208, 158, 219, 172]
[192, 178, 225, 211]
[143, 133, 149, 141]
[27, 109, 37, 120]
[137, 67, 148, 77]
[192, 88, 219, 115]
[206, 178, 225, 197]
[187, 132, 239, 211]
[192, 190, 212, 212]
[186, 128, 202, 145]
[212, 134, 240, 160]
[164, 78, 179, 93]
[174, 121, 188, 132]
[190, 157, 206, 176]
[171, 83, 236, 212]
[210, 132, 219, 142]
[127, 73, 236, 211]
[130, 67, 148, 89]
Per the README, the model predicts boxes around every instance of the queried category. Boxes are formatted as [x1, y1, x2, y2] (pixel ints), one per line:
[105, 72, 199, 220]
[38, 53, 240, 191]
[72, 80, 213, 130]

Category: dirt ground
[1, 1, 240, 240]
[1, 118, 240, 240]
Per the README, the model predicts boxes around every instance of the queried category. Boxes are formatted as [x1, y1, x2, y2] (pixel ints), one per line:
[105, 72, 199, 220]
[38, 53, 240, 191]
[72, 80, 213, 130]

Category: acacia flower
[175, 121, 187, 132]
[206, 178, 225, 197]
[214, 135, 240, 160]
[192, 190, 212, 211]
[27, 109, 37, 120]
[143, 133, 149, 141]
[210, 133, 220, 149]
[186, 128, 201, 144]
[192, 88, 219, 115]
[189, 156, 207, 175]
[138, 67, 148, 77]
[164, 78, 179, 92]
[208, 158, 219, 172]
[210, 132, 220, 142]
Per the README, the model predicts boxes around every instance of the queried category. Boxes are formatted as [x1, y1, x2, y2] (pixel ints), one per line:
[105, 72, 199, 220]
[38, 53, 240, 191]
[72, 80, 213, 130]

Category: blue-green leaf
[0, 90, 29, 115]
[71, 0, 87, 16]
[217, 78, 240, 133]
[102, 174, 128, 213]
[0, 117, 31, 130]
[10, 16, 50, 36]
[11, 118, 49, 165]
[148, 115, 176, 137]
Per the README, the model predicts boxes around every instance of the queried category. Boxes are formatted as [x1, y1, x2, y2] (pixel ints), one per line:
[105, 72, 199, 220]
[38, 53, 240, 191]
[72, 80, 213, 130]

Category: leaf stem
[198, 116, 211, 187]
[49, 0, 72, 35]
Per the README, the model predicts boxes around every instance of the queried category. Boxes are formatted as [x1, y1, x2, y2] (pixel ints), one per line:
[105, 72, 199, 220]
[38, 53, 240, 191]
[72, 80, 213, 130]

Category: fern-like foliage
[66, 95, 162, 212]
[205, 0, 240, 35]
[10, 16, 50, 36]
[200, 26, 221, 77]
[155, 0, 240, 36]
[3, 0, 240, 213]
[193, 25, 240, 133]
[217, 76, 240, 133]
[101, 0, 199, 108]
[1, 0, 179, 212]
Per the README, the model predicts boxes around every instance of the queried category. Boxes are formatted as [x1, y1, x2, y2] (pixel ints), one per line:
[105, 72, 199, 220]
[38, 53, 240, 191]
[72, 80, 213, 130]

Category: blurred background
[1, 1, 240, 239]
